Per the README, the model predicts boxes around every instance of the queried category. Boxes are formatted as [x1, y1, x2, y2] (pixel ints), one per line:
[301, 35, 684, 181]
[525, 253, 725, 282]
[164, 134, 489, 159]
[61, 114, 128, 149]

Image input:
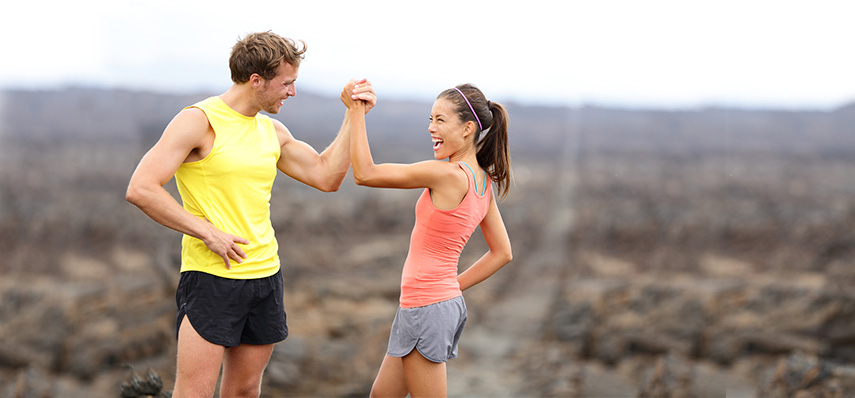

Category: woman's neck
[449, 147, 478, 169]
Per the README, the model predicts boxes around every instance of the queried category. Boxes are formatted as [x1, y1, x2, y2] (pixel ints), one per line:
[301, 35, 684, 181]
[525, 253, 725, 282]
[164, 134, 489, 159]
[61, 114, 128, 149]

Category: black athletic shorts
[175, 270, 288, 348]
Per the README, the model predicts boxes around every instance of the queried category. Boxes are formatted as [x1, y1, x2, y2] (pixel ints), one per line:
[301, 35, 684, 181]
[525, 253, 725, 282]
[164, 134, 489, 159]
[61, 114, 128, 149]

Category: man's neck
[219, 84, 260, 117]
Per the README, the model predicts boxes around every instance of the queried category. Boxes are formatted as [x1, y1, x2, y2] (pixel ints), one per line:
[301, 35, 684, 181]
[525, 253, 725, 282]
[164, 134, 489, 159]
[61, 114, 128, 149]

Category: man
[126, 31, 375, 397]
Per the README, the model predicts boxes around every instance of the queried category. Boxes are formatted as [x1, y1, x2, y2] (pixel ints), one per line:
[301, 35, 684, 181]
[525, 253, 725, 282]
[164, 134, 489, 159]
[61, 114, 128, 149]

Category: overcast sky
[2, 0, 853, 109]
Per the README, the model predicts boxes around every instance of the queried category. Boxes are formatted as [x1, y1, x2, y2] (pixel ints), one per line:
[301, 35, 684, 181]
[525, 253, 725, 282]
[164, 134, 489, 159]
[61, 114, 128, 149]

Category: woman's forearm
[348, 102, 375, 185]
[458, 250, 513, 291]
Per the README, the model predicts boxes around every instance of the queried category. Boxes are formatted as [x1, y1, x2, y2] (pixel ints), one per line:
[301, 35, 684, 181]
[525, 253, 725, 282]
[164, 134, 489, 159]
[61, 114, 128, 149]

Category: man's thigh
[220, 343, 275, 395]
[174, 316, 225, 397]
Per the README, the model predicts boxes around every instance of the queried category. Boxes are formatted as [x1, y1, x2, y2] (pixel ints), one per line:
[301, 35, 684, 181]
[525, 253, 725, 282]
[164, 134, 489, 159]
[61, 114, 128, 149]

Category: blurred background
[2, 1, 855, 397]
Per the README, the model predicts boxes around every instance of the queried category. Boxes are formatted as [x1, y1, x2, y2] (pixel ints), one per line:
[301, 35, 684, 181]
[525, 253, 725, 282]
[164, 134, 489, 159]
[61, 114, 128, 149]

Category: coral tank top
[399, 162, 491, 308]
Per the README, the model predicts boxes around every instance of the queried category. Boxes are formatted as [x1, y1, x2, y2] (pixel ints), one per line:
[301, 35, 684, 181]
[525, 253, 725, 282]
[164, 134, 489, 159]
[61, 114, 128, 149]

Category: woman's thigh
[402, 350, 447, 398]
[371, 354, 409, 398]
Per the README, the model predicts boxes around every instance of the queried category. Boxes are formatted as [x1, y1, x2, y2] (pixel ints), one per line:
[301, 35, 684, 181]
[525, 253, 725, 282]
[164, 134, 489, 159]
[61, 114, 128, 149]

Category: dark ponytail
[438, 83, 512, 199]
[476, 100, 511, 199]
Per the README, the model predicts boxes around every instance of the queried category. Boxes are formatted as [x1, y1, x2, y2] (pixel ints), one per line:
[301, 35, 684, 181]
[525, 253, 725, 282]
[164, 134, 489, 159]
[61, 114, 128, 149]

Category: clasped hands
[341, 78, 376, 112]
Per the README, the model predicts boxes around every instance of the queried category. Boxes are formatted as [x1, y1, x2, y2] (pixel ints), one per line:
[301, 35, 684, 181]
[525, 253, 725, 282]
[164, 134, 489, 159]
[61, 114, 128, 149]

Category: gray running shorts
[386, 295, 467, 363]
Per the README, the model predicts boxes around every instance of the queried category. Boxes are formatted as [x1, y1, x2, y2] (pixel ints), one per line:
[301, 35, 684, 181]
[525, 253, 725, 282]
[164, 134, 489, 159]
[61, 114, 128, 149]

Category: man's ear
[250, 74, 262, 88]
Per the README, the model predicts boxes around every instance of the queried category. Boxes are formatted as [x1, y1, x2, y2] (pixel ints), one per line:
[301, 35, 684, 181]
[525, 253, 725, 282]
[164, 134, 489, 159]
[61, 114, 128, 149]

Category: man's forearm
[317, 112, 352, 188]
[127, 182, 211, 241]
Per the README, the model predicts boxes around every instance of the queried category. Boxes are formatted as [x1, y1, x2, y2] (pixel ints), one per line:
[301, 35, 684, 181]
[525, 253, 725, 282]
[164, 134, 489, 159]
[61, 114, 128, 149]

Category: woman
[342, 81, 513, 397]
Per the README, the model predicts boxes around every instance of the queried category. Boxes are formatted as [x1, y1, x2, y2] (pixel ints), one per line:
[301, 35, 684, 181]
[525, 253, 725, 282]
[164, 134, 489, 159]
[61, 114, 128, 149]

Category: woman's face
[429, 98, 470, 160]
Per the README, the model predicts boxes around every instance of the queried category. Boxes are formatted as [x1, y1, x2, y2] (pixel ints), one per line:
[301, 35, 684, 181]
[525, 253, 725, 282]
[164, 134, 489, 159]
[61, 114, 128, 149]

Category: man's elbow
[126, 179, 156, 208]
[125, 183, 142, 206]
[318, 183, 341, 193]
[316, 176, 345, 192]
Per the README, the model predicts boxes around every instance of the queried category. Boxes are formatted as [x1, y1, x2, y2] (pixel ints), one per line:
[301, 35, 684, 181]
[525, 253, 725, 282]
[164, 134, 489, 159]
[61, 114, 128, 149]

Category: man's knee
[173, 377, 218, 398]
[220, 382, 261, 398]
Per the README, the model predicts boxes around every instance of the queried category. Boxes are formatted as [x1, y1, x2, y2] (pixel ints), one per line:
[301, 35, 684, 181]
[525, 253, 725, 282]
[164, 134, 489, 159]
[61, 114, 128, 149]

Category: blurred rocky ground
[1, 89, 855, 397]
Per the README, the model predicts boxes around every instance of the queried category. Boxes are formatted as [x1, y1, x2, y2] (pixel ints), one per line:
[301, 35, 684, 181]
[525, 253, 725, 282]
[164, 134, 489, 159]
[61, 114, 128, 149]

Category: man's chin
[264, 105, 282, 114]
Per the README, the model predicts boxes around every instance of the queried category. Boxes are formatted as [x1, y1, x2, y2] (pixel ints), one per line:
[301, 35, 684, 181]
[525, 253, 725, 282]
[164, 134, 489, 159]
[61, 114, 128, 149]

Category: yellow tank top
[175, 96, 281, 279]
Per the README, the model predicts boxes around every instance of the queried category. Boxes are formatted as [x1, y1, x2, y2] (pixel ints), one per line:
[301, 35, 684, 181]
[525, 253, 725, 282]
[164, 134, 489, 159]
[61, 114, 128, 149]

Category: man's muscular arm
[275, 78, 377, 192]
[126, 108, 248, 268]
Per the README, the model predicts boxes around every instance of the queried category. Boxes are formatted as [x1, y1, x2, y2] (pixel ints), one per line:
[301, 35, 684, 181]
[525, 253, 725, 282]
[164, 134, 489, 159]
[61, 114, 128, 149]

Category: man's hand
[202, 218, 249, 269]
[340, 79, 359, 108]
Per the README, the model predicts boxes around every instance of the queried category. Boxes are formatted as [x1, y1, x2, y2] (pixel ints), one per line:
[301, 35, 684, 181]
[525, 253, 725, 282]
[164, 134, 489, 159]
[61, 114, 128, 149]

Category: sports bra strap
[459, 161, 487, 196]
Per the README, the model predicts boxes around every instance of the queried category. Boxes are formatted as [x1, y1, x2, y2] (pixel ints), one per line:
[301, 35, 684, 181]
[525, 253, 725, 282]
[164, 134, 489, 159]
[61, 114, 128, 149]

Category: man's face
[257, 61, 298, 114]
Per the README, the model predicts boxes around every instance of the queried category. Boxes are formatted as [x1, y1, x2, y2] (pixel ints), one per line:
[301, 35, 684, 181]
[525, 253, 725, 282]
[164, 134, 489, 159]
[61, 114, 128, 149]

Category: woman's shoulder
[410, 160, 461, 175]
[439, 160, 471, 179]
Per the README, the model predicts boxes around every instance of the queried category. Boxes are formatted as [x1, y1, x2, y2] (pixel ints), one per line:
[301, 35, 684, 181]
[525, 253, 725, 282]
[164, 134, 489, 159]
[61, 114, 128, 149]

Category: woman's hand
[353, 79, 376, 113]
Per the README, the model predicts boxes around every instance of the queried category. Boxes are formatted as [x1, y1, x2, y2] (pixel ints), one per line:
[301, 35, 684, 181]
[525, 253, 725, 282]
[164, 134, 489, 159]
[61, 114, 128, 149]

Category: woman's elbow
[352, 168, 375, 187]
[501, 241, 513, 263]
[353, 174, 369, 186]
[503, 248, 513, 264]
[492, 245, 512, 265]
[351, 161, 382, 187]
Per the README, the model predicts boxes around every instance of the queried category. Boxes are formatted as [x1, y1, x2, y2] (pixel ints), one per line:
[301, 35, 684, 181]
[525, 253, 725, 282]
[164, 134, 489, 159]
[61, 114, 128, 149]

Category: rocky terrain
[1, 88, 854, 397]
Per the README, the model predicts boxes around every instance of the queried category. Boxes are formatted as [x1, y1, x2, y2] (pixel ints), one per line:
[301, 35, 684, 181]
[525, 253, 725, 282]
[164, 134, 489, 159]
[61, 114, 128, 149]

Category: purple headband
[453, 87, 482, 131]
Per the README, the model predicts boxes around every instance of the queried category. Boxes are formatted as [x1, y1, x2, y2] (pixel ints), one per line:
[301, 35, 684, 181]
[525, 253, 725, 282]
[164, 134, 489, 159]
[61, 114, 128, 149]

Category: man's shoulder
[173, 106, 210, 127]
[268, 117, 290, 138]
[185, 96, 220, 111]
[160, 107, 212, 146]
